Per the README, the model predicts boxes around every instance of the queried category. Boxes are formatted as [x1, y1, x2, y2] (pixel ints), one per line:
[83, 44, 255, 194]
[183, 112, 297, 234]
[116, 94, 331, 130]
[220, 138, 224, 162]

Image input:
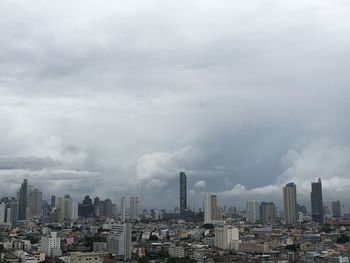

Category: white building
[21, 254, 38, 263]
[40, 232, 62, 257]
[214, 224, 239, 251]
[246, 201, 260, 223]
[107, 223, 131, 261]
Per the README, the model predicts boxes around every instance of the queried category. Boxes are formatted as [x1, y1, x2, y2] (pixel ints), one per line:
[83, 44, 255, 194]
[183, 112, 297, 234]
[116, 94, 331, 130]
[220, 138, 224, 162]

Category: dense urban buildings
[311, 178, 324, 223]
[1, 177, 350, 263]
[283, 182, 297, 224]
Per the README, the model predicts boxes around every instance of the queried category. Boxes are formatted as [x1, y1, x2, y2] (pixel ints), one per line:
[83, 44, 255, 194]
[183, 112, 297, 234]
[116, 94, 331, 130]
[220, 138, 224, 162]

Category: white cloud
[194, 180, 206, 188]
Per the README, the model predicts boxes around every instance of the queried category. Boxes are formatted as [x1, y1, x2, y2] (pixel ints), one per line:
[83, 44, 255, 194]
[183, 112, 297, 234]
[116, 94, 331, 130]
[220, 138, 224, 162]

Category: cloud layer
[0, 0, 350, 210]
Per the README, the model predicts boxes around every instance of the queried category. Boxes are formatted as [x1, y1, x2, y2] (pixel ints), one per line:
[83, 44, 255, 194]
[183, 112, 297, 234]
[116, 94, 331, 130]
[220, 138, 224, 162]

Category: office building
[18, 179, 28, 220]
[57, 195, 75, 222]
[130, 197, 139, 221]
[121, 197, 126, 222]
[179, 171, 187, 217]
[107, 222, 132, 261]
[259, 202, 276, 225]
[28, 188, 43, 219]
[40, 232, 62, 257]
[70, 252, 109, 263]
[246, 201, 260, 223]
[0, 202, 6, 224]
[311, 178, 324, 223]
[78, 195, 93, 218]
[332, 200, 342, 218]
[214, 224, 239, 251]
[51, 195, 56, 208]
[283, 183, 297, 224]
[204, 193, 222, 224]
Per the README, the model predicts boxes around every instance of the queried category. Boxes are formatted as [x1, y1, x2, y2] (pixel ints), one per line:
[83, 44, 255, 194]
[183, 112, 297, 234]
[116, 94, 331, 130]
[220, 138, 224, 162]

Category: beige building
[283, 183, 297, 224]
[214, 224, 239, 251]
[70, 252, 109, 263]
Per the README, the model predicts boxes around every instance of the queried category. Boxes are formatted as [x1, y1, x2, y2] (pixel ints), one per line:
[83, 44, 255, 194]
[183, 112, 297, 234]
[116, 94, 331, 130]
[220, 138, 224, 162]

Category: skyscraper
[51, 195, 56, 208]
[259, 202, 276, 225]
[311, 178, 324, 223]
[283, 183, 297, 224]
[28, 188, 43, 219]
[332, 200, 342, 218]
[18, 179, 28, 220]
[130, 197, 139, 221]
[214, 224, 239, 250]
[107, 222, 132, 261]
[120, 197, 126, 222]
[246, 201, 260, 223]
[203, 193, 222, 224]
[0, 202, 6, 224]
[179, 172, 187, 217]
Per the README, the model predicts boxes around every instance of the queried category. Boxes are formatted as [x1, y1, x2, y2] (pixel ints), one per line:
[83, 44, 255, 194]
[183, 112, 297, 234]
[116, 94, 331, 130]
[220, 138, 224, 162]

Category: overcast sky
[1, 0, 350, 211]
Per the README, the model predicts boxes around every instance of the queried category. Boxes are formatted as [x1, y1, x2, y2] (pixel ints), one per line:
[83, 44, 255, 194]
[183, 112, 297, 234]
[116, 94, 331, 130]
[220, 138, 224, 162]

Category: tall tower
[311, 178, 324, 223]
[203, 193, 221, 224]
[120, 197, 126, 222]
[179, 172, 187, 217]
[246, 201, 260, 223]
[18, 179, 28, 220]
[259, 202, 276, 225]
[283, 183, 297, 224]
[130, 197, 139, 221]
[28, 188, 43, 219]
[332, 200, 342, 218]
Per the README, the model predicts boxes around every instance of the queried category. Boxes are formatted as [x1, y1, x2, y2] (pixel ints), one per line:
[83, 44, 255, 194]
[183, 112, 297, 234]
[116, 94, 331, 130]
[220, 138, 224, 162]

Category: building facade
[179, 172, 187, 217]
[311, 178, 324, 223]
[246, 201, 260, 223]
[283, 183, 297, 224]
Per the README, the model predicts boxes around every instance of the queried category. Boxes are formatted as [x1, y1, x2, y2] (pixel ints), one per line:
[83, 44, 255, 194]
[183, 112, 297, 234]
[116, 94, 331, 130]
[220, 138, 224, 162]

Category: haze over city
[1, 0, 350, 210]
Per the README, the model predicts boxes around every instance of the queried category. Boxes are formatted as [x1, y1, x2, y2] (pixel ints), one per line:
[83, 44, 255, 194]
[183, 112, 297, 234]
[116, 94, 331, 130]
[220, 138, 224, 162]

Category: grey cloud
[0, 0, 350, 208]
[0, 156, 59, 170]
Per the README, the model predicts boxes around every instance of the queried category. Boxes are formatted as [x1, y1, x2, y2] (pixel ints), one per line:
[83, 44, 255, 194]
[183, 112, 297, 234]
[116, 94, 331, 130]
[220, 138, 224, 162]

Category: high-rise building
[40, 232, 62, 257]
[0, 202, 6, 224]
[57, 195, 73, 222]
[332, 200, 342, 218]
[28, 188, 43, 219]
[104, 199, 113, 217]
[179, 172, 187, 217]
[120, 197, 126, 222]
[130, 197, 139, 221]
[214, 224, 239, 251]
[259, 202, 276, 225]
[107, 223, 132, 261]
[51, 195, 56, 208]
[246, 201, 260, 223]
[203, 193, 222, 224]
[311, 178, 324, 223]
[283, 183, 297, 224]
[18, 179, 28, 220]
[78, 195, 93, 218]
